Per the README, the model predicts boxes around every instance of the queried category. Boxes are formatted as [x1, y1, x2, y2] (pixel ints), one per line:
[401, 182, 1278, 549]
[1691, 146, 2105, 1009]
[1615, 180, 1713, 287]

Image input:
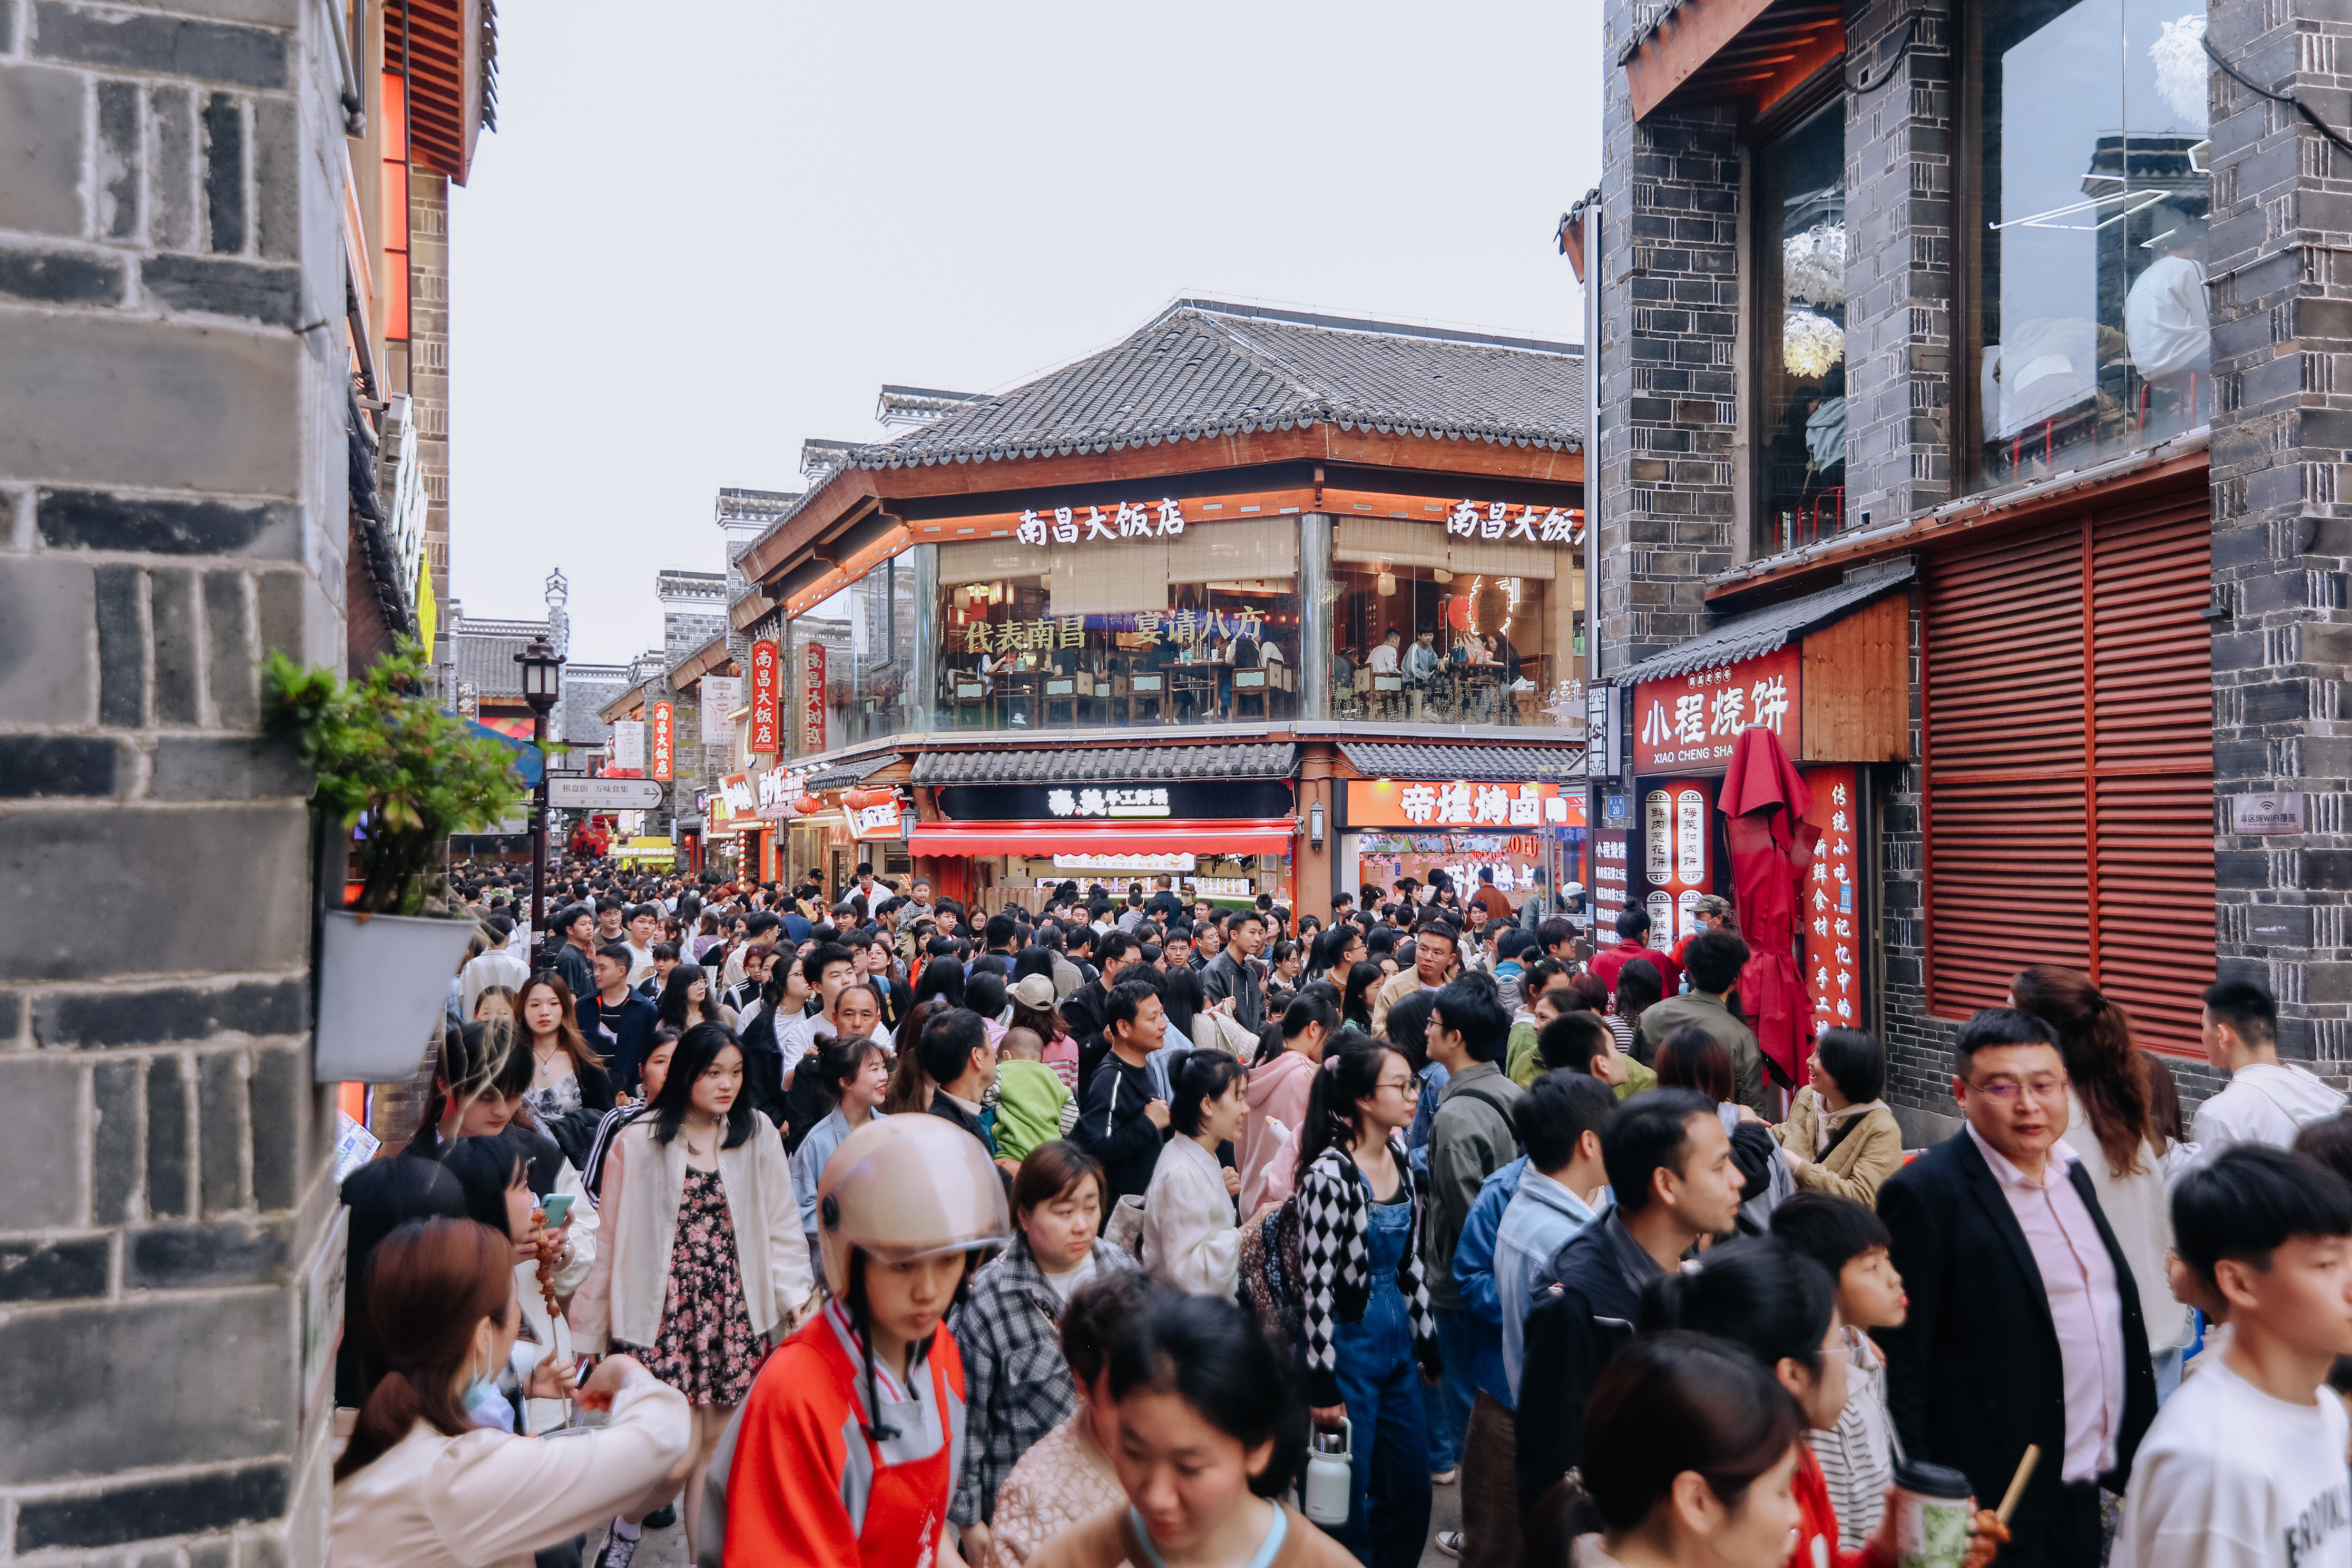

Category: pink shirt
[1967, 1126, 2125, 1482]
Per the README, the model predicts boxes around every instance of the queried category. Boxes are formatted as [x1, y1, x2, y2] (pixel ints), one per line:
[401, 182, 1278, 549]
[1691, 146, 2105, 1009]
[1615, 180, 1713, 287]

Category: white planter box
[313, 909, 477, 1083]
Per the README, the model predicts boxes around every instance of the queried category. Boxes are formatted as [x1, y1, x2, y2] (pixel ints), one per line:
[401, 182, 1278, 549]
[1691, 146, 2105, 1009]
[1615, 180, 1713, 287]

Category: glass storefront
[932, 520, 1300, 731]
[1966, 0, 2211, 491]
[793, 555, 921, 752]
[1329, 517, 1579, 728]
[1755, 96, 1848, 555]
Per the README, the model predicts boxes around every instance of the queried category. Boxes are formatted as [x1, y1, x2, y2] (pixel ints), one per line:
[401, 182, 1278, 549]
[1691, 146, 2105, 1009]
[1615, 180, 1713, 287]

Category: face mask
[461, 1346, 515, 1432]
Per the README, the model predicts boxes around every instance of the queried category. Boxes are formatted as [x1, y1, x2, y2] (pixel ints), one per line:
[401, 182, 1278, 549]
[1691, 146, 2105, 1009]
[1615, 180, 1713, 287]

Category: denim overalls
[1326, 1170, 1433, 1568]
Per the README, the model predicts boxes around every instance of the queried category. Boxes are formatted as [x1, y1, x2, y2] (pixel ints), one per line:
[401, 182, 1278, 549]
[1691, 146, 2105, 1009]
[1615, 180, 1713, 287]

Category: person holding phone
[438, 1137, 585, 1439]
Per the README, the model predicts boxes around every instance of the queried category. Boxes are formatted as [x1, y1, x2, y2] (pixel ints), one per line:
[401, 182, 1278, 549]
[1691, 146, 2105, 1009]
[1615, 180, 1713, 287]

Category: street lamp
[516, 636, 565, 935]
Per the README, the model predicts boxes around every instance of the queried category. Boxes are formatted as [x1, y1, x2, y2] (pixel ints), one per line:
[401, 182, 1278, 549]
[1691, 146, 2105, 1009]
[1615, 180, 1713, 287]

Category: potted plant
[265, 643, 528, 1082]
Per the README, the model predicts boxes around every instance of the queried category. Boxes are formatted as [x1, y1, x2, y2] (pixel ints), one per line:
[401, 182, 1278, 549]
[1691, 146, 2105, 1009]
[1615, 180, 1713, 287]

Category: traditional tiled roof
[1337, 741, 1589, 783]
[911, 742, 1297, 786]
[804, 755, 899, 791]
[1613, 560, 1917, 684]
[839, 301, 1584, 472]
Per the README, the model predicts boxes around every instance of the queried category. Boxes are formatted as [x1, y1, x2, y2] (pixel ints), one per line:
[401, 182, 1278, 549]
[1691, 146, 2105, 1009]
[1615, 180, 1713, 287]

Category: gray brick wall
[1840, 0, 1956, 526]
[1594, 0, 1743, 675]
[2205, 0, 2352, 1085]
[0, 0, 350, 1559]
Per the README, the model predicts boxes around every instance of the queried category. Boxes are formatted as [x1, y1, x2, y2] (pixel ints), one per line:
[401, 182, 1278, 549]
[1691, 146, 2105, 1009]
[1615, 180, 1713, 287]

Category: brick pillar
[0, 0, 350, 1559]
[2207, 0, 2352, 1086]
[1593, 0, 1743, 674]
[1841, 0, 1957, 527]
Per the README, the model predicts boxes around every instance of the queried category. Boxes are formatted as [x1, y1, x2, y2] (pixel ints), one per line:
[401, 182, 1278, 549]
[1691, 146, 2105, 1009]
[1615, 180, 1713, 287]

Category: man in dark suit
[1878, 1008, 2158, 1568]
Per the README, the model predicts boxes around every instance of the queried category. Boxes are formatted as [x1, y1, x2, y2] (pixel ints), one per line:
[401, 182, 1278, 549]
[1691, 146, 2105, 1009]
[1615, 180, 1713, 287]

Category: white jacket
[517, 1156, 599, 1433]
[1141, 1135, 1241, 1299]
[330, 1365, 689, 1567]
[570, 1120, 814, 1354]
[2061, 1092, 2190, 1353]
[2189, 1063, 2346, 1163]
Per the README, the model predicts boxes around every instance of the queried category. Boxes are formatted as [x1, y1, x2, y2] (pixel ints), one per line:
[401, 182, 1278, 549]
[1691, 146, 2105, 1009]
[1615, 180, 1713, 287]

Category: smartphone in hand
[539, 1192, 575, 1227]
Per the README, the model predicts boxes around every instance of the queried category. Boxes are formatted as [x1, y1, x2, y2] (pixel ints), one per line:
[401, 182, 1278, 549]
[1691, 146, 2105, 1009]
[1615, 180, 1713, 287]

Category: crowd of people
[328, 855, 2352, 1568]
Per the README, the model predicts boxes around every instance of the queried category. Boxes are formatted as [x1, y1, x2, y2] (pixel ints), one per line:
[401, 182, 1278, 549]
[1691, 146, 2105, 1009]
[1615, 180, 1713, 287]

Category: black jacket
[1071, 1050, 1163, 1202]
[1061, 980, 1116, 1100]
[545, 941, 594, 1005]
[582, 992, 656, 1096]
[738, 1007, 788, 1129]
[1876, 1132, 2158, 1561]
[1513, 1213, 1660, 1508]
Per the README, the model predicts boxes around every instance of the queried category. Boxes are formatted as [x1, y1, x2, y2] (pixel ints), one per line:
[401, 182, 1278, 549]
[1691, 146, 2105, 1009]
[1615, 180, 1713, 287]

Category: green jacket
[1505, 1020, 1657, 1098]
[992, 1058, 1073, 1164]
[1634, 991, 1770, 1118]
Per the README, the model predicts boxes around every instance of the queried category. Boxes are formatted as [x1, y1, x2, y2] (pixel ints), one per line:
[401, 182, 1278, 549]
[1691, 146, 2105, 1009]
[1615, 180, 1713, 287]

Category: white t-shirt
[2114, 1358, 2351, 1568]
[1040, 1251, 1097, 1304]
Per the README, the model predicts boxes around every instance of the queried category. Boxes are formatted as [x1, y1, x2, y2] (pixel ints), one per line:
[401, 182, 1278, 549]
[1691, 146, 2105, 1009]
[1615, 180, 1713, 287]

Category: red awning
[912, 818, 1296, 856]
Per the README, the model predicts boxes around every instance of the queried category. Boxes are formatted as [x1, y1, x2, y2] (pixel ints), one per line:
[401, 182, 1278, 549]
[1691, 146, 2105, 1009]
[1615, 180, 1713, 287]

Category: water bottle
[1303, 1419, 1354, 1525]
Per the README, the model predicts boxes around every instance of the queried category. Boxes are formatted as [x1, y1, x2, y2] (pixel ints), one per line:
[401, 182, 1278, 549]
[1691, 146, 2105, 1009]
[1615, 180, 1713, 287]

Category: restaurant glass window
[1965, 0, 2211, 492]
[1756, 96, 1848, 555]
[933, 519, 1299, 731]
[793, 553, 920, 753]
[1329, 516, 1581, 728]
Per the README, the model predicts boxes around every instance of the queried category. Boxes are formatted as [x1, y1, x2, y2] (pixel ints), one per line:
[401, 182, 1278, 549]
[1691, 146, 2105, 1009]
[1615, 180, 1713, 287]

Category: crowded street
[6, 0, 2351, 1564]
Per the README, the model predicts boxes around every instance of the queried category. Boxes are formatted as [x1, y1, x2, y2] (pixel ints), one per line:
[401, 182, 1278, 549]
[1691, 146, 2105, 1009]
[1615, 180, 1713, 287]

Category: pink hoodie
[1240, 1049, 1318, 1214]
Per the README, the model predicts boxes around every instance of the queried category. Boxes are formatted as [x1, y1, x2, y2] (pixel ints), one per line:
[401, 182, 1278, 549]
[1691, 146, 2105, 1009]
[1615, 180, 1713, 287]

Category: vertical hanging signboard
[650, 701, 673, 782]
[1800, 765, 1864, 1032]
[748, 641, 781, 755]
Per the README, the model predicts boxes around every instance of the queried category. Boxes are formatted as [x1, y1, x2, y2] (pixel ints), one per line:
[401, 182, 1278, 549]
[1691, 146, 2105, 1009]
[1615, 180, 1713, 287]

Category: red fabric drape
[1718, 728, 1820, 1087]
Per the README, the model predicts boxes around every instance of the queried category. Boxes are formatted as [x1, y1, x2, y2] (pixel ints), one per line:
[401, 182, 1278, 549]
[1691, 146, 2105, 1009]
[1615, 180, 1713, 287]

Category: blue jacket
[1450, 1155, 1527, 1407]
[1494, 1172, 1603, 1402]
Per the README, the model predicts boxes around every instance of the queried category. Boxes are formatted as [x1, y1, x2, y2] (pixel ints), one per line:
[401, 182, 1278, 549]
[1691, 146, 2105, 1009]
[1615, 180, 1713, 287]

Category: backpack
[1236, 1197, 1309, 1364]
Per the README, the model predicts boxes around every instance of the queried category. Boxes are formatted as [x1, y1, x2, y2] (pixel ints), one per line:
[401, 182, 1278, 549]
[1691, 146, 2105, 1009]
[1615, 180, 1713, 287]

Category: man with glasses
[1877, 1009, 2158, 1568]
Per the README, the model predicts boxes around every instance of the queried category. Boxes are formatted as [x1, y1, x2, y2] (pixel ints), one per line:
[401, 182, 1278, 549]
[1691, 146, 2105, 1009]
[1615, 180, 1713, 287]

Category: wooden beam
[1628, 0, 1778, 120]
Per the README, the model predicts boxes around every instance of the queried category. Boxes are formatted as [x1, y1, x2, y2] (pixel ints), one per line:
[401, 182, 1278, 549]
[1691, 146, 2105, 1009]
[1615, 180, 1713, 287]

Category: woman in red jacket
[706, 1113, 1012, 1566]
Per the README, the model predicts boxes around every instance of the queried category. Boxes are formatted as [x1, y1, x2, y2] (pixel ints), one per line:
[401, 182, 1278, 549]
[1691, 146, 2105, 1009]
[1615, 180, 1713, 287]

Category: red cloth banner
[749, 640, 780, 754]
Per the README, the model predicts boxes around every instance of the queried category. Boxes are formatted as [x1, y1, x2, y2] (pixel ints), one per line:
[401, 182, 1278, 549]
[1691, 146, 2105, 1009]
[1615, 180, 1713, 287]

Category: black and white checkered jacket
[1297, 1138, 1439, 1407]
[947, 1231, 1135, 1527]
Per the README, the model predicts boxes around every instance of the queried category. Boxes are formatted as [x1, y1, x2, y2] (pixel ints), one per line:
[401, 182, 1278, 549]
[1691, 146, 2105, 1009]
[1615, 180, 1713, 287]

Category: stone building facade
[1587, 0, 2334, 1135]
[0, 1, 364, 1560]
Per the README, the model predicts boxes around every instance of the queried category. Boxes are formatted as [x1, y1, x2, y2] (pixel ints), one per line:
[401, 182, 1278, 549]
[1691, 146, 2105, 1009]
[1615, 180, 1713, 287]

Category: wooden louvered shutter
[1923, 484, 2213, 1054]
[1925, 526, 2091, 1015]
[2085, 495, 2214, 1053]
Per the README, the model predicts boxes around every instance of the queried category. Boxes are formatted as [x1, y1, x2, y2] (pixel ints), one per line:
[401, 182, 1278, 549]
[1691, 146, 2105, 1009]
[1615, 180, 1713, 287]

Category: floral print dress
[636, 1165, 759, 1406]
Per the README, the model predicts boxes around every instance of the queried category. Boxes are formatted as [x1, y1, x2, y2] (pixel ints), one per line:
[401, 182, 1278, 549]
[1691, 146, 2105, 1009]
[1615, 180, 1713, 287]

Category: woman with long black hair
[573, 1022, 811, 1563]
[1292, 1038, 1442, 1568]
[654, 964, 721, 1036]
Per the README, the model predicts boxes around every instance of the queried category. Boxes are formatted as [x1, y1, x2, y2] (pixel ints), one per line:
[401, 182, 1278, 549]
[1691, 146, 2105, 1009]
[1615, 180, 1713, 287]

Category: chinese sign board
[1050, 852, 1199, 873]
[1631, 646, 1802, 773]
[610, 720, 644, 776]
[2229, 792, 2307, 834]
[700, 675, 741, 742]
[1800, 765, 1863, 1033]
[1643, 779, 1713, 945]
[650, 702, 673, 782]
[1344, 780, 1585, 830]
[1586, 684, 1621, 778]
[748, 642, 781, 755]
[851, 795, 904, 838]
[801, 642, 827, 754]
[1442, 500, 1584, 545]
[1016, 498, 1191, 546]
[752, 766, 806, 820]
[936, 779, 1294, 823]
[959, 607, 1269, 654]
[1591, 829, 1634, 929]
[717, 772, 756, 820]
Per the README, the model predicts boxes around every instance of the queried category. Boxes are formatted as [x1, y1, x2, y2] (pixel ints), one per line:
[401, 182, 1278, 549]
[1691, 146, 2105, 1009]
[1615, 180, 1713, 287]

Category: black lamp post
[516, 636, 565, 934]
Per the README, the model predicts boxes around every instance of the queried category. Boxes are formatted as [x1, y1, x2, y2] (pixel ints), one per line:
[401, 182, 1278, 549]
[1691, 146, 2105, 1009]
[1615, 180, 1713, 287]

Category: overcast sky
[447, 0, 1603, 663]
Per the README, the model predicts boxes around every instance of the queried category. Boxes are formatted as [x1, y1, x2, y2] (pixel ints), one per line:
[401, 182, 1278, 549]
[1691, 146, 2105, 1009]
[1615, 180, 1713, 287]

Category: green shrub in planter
[263, 643, 526, 916]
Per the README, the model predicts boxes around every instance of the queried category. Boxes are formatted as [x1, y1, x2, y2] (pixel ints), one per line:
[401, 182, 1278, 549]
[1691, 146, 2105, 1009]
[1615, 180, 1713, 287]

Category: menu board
[1643, 779, 1716, 944]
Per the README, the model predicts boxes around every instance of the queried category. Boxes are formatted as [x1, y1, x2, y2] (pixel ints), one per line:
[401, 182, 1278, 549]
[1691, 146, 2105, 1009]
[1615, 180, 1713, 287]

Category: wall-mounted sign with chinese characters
[752, 766, 806, 821]
[1343, 781, 1586, 831]
[851, 795, 904, 838]
[700, 675, 742, 742]
[748, 642, 781, 754]
[1016, 498, 1191, 546]
[959, 607, 1271, 655]
[1631, 646, 1802, 774]
[1050, 787, 1169, 818]
[801, 642, 827, 753]
[1641, 779, 1716, 944]
[1800, 765, 1864, 1033]
[1442, 500, 1585, 546]
[650, 702, 674, 782]
[610, 720, 645, 776]
[718, 772, 756, 820]
[1047, 852, 1199, 873]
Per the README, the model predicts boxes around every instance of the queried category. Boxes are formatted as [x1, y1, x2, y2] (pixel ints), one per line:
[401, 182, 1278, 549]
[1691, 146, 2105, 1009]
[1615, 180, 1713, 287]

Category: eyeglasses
[1965, 1078, 2067, 1101]
[1375, 1077, 1415, 1093]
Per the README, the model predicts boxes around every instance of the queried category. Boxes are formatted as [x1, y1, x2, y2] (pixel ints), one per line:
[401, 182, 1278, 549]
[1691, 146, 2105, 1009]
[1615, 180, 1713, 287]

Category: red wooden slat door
[2088, 495, 2215, 1053]
[1923, 482, 2213, 1054]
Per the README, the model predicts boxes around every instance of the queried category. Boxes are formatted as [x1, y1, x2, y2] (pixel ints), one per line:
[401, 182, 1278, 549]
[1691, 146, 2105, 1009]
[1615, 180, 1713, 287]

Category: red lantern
[793, 795, 826, 816]
[842, 787, 893, 810]
[1445, 595, 1477, 632]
